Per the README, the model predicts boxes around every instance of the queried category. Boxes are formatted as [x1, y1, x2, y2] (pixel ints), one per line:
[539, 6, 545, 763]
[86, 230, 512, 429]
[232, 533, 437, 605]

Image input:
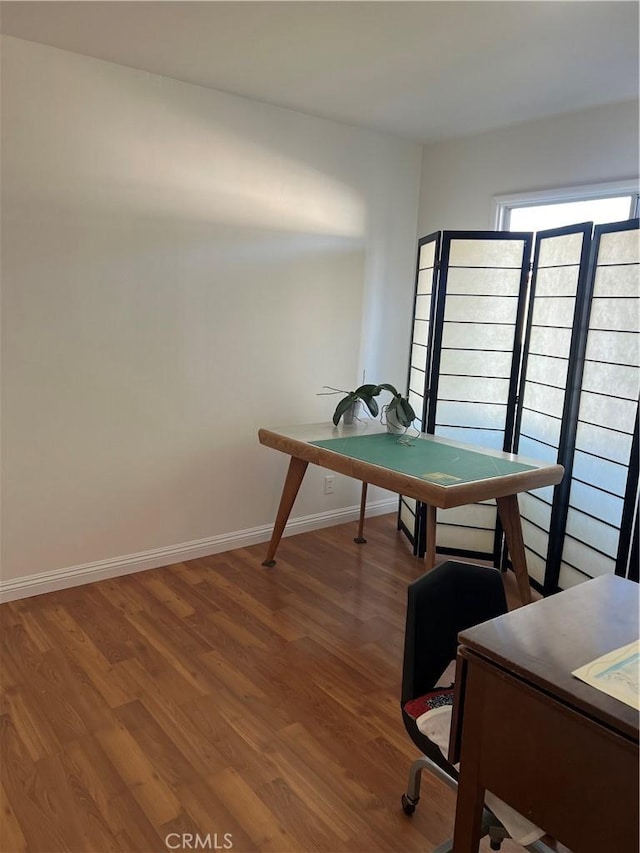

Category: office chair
[400, 560, 554, 853]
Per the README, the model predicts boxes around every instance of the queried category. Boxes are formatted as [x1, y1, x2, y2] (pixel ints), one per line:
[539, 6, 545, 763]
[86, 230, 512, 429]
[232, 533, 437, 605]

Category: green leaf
[396, 397, 416, 427]
[332, 394, 357, 425]
[363, 397, 379, 417]
[374, 383, 399, 397]
[354, 383, 379, 399]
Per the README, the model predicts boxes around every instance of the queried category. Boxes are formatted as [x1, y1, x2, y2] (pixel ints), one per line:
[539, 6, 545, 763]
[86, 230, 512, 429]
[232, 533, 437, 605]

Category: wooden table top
[458, 574, 640, 741]
[258, 421, 564, 509]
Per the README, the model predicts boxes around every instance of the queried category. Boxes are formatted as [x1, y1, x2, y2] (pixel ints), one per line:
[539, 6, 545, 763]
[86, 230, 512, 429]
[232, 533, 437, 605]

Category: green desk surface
[310, 432, 535, 486]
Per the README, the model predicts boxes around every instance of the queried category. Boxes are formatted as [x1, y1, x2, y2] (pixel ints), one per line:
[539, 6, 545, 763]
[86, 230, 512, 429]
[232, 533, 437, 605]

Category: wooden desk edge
[258, 427, 564, 509]
[456, 576, 640, 742]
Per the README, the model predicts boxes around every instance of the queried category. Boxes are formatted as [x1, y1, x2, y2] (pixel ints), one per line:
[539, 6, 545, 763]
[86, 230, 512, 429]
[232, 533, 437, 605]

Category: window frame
[493, 179, 640, 231]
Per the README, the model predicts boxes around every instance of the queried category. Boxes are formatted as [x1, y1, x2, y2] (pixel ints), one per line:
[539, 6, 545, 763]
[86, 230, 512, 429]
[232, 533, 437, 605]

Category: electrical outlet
[324, 475, 334, 495]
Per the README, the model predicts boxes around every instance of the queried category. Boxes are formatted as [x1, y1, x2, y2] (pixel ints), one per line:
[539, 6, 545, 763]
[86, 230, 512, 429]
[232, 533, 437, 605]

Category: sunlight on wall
[5, 48, 367, 238]
[108, 117, 367, 236]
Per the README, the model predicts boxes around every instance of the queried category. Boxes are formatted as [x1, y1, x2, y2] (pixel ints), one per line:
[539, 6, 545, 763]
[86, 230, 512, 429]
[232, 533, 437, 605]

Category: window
[494, 179, 639, 232]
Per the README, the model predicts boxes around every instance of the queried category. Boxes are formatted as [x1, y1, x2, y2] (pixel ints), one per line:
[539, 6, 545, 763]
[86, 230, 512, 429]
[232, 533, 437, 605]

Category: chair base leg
[406, 757, 426, 801]
[401, 792, 419, 815]
[405, 755, 458, 803]
[402, 754, 458, 817]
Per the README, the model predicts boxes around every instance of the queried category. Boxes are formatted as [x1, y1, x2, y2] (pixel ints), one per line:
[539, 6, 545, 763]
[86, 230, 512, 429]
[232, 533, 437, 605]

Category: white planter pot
[342, 401, 360, 425]
[385, 405, 406, 434]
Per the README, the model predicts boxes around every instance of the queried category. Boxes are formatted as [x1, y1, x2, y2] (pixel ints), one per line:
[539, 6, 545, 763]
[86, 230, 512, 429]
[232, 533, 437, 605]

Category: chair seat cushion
[402, 687, 454, 721]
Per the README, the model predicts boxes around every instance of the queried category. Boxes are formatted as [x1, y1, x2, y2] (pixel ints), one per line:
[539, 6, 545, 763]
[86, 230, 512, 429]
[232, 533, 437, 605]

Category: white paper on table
[572, 639, 640, 711]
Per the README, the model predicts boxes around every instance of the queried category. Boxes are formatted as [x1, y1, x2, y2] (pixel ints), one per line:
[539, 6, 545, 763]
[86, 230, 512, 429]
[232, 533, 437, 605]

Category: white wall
[0, 36, 422, 593]
[418, 99, 639, 234]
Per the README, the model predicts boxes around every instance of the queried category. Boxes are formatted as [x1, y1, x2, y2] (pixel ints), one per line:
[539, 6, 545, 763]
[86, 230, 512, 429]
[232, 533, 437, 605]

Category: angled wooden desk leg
[354, 482, 368, 544]
[262, 456, 309, 567]
[425, 505, 437, 570]
[496, 494, 532, 605]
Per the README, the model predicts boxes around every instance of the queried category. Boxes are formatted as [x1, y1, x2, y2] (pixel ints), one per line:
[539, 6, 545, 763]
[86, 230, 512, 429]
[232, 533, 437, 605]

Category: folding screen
[402, 220, 639, 593]
[515, 223, 593, 591]
[556, 220, 639, 589]
[398, 233, 439, 551]
[401, 231, 532, 561]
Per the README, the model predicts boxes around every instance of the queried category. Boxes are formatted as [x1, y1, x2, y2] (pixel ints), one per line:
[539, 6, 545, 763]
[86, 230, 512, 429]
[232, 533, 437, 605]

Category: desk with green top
[258, 422, 564, 605]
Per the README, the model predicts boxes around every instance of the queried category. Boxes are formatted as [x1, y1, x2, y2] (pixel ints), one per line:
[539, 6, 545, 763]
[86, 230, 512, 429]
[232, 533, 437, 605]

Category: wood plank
[96, 722, 183, 827]
[205, 766, 297, 852]
[0, 782, 28, 853]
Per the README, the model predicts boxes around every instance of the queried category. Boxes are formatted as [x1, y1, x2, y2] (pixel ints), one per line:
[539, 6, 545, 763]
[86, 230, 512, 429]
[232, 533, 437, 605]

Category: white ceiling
[1, 1, 638, 143]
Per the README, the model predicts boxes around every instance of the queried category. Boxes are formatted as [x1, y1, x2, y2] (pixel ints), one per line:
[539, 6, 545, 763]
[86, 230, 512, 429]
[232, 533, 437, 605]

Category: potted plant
[318, 384, 381, 425]
[375, 383, 417, 433]
[320, 382, 417, 431]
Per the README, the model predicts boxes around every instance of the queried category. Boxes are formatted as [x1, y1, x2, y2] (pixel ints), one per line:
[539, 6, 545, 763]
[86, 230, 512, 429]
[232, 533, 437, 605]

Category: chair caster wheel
[401, 793, 418, 815]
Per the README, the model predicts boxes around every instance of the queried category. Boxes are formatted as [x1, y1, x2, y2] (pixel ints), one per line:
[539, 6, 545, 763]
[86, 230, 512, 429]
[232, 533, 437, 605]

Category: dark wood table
[450, 574, 640, 853]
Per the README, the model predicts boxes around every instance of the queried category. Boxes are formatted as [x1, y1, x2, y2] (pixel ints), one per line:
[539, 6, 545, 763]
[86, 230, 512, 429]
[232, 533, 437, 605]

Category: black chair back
[401, 561, 508, 706]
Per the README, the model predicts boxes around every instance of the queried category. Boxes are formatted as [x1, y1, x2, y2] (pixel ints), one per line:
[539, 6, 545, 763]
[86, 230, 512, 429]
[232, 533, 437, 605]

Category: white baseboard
[0, 498, 398, 603]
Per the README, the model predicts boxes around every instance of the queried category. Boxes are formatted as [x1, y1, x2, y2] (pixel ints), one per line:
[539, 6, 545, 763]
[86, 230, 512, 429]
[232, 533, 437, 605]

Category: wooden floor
[1, 514, 549, 853]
